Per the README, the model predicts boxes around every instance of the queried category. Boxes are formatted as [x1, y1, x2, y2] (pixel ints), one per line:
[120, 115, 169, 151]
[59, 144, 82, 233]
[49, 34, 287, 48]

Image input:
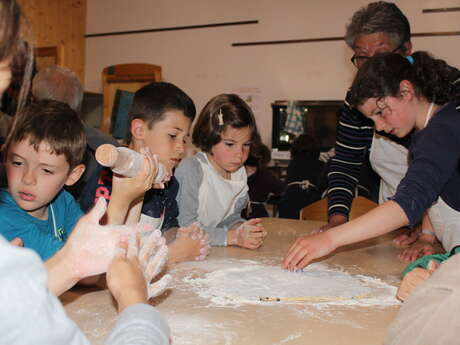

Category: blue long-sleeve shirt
[393, 101, 460, 226]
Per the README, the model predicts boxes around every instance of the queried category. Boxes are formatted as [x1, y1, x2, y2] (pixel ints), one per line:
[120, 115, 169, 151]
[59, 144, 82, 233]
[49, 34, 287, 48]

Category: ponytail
[411, 51, 459, 105]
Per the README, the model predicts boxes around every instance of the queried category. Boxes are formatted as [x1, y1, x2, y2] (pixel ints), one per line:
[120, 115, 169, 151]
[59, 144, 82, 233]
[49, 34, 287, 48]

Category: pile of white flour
[176, 259, 398, 307]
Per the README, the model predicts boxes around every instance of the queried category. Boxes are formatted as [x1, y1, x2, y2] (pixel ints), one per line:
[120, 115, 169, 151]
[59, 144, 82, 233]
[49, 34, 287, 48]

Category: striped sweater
[327, 92, 411, 218]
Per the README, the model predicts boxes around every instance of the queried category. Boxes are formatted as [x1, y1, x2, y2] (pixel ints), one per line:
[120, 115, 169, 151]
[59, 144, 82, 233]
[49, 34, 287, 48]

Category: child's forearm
[124, 199, 143, 225]
[105, 194, 139, 225]
[45, 248, 80, 296]
[330, 200, 409, 247]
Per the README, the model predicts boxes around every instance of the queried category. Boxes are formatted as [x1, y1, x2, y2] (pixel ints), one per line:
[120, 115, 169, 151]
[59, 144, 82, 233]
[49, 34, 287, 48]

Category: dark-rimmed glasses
[350, 45, 403, 68]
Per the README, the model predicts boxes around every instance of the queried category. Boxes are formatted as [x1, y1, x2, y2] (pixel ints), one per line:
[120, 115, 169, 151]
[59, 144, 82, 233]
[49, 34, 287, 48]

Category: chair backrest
[35, 45, 65, 69]
[100, 63, 162, 133]
[299, 196, 378, 221]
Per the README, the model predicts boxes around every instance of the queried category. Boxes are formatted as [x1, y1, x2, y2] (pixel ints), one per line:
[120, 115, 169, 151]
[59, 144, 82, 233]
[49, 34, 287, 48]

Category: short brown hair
[4, 100, 86, 170]
[192, 93, 260, 152]
[127, 82, 196, 143]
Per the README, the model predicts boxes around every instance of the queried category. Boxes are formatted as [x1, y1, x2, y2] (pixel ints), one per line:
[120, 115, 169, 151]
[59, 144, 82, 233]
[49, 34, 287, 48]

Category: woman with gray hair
[321, 1, 460, 262]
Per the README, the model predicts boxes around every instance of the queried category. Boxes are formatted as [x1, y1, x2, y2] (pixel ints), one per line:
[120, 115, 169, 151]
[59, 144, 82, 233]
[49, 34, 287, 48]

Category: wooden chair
[100, 63, 162, 133]
[299, 196, 378, 221]
[34, 45, 65, 69]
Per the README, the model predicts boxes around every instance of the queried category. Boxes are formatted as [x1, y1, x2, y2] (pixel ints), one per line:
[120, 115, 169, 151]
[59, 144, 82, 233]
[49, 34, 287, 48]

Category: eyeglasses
[350, 45, 403, 68]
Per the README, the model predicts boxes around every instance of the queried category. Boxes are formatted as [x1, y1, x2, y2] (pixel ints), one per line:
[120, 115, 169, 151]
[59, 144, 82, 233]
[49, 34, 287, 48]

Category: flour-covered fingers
[115, 240, 128, 259]
[196, 233, 211, 261]
[147, 274, 172, 299]
[139, 230, 163, 265]
[144, 244, 168, 282]
[126, 234, 139, 259]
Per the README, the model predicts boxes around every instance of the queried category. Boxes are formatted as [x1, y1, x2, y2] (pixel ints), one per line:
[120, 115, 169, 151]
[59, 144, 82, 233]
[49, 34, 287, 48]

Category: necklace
[423, 102, 435, 129]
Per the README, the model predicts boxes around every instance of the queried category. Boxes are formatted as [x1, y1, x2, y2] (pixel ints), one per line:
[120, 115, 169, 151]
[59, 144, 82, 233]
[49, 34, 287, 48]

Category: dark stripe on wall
[232, 36, 343, 47]
[86, 20, 259, 38]
[412, 31, 460, 37]
[423, 7, 460, 13]
[232, 31, 460, 47]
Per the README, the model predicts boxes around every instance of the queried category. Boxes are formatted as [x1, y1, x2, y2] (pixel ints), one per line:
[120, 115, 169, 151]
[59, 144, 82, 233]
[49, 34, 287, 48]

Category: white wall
[85, 0, 460, 146]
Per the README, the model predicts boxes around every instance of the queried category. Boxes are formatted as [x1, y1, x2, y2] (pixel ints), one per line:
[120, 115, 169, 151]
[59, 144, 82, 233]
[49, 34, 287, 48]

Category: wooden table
[63, 218, 407, 345]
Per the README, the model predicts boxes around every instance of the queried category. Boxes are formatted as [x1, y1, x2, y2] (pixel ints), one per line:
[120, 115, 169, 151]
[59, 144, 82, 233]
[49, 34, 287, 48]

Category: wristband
[421, 229, 436, 237]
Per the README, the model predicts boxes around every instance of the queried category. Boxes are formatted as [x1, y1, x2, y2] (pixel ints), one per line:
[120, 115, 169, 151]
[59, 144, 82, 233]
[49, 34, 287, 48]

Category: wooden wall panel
[18, 0, 86, 83]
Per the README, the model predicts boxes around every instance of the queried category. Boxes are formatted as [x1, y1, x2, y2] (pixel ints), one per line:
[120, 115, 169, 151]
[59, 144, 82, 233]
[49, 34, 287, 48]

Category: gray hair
[345, 1, 411, 52]
[32, 65, 83, 113]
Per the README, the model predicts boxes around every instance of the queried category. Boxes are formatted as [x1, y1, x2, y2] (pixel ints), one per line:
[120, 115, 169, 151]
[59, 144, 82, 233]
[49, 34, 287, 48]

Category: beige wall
[85, 0, 460, 145]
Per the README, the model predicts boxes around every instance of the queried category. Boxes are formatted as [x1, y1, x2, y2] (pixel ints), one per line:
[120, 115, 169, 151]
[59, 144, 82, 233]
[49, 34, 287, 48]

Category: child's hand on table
[176, 223, 211, 261]
[231, 218, 267, 249]
[398, 233, 436, 262]
[282, 231, 337, 270]
[397, 260, 440, 302]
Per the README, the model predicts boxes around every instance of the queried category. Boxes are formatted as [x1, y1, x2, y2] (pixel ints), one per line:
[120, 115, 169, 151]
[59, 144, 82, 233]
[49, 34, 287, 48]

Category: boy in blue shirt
[0, 100, 86, 260]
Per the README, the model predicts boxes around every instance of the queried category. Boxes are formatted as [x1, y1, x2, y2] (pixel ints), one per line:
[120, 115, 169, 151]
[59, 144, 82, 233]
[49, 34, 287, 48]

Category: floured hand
[232, 218, 267, 250]
[66, 197, 154, 279]
[176, 223, 211, 261]
[137, 229, 171, 298]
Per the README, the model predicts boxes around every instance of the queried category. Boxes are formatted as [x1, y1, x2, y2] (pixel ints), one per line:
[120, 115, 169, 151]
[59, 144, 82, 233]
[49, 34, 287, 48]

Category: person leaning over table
[283, 50, 460, 271]
[321, 1, 460, 261]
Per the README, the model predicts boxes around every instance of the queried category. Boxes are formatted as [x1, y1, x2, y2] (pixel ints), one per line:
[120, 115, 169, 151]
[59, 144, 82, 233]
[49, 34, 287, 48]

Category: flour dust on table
[174, 259, 398, 307]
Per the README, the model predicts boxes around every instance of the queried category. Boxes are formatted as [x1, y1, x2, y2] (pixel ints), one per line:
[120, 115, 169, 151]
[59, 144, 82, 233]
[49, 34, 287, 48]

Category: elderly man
[32, 66, 119, 197]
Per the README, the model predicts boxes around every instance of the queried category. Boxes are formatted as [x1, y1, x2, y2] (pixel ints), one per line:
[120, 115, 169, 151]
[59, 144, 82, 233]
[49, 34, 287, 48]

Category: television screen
[271, 100, 341, 152]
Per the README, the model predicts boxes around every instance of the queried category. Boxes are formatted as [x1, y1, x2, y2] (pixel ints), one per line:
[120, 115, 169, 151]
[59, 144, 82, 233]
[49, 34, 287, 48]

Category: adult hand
[176, 223, 211, 261]
[233, 218, 267, 249]
[282, 231, 337, 270]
